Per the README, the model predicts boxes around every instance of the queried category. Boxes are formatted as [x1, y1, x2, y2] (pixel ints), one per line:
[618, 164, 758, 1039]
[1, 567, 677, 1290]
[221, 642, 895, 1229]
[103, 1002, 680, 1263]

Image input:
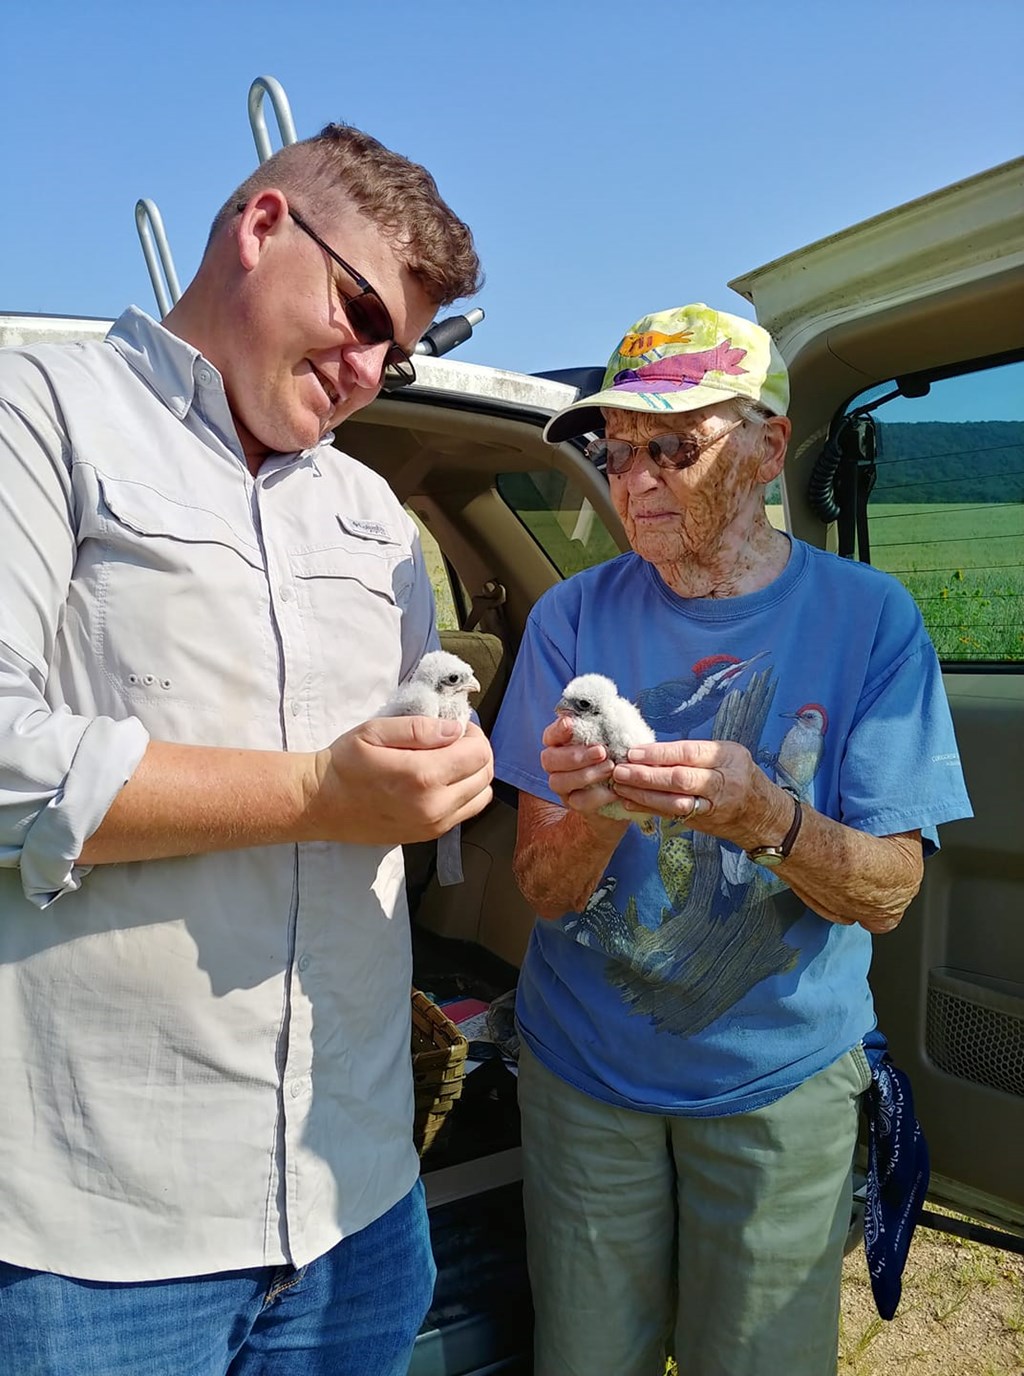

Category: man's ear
[757, 415, 791, 484]
[235, 190, 289, 272]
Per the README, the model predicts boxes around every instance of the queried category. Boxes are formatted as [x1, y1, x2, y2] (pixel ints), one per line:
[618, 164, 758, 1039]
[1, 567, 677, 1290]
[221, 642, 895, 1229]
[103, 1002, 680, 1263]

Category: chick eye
[577, 698, 593, 712]
[445, 673, 461, 685]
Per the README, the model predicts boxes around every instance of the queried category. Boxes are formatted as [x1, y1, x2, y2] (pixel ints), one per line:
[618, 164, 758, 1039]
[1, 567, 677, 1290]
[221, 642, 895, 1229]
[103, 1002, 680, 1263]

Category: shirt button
[291, 699, 301, 717]
[196, 367, 214, 387]
[279, 586, 294, 603]
[298, 955, 311, 972]
[290, 1080, 303, 1099]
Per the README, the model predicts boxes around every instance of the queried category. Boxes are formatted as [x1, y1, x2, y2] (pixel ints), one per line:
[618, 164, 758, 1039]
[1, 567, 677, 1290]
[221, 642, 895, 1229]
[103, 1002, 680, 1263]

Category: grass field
[500, 496, 1024, 663]
[867, 502, 1023, 663]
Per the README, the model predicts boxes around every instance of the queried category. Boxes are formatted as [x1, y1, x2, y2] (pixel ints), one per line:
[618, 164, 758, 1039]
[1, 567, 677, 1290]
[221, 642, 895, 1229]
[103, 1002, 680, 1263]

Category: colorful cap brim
[543, 303, 789, 445]
[544, 380, 767, 443]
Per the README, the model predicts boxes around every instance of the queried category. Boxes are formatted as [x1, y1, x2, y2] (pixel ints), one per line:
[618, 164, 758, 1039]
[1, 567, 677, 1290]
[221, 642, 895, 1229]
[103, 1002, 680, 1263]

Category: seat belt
[465, 580, 507, 631]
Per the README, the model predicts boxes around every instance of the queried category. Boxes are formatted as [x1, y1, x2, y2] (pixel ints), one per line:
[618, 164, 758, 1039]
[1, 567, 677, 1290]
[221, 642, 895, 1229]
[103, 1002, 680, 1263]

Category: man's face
[223, 194, 437, 463]
[605, 402, 783, 567]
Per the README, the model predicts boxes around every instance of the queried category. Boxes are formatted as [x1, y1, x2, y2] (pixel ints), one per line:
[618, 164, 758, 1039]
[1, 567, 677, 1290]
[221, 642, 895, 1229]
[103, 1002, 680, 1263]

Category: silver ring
[690, 796, 705, 818]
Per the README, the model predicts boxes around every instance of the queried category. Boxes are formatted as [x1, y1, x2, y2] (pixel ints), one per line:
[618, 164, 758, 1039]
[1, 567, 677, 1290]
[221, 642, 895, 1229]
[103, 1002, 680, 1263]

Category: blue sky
[4, 1, 1022, 375]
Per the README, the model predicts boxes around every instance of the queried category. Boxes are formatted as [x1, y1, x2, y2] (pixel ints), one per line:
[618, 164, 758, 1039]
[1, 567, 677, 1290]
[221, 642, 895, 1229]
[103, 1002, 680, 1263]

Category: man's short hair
[209, 122, 482, 307]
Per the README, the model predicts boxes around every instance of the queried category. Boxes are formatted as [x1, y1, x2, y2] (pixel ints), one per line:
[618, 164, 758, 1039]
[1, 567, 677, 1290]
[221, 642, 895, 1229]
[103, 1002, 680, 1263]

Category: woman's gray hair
[732, 398, 776, 425]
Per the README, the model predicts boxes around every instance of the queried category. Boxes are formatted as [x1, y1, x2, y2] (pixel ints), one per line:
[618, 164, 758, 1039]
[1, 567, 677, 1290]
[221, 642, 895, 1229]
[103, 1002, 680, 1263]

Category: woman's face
[605, 402, 783, 572]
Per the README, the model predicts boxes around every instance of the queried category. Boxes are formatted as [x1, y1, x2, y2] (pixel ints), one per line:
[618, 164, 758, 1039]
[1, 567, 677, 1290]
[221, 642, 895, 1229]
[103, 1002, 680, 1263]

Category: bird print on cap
[613, 339, 748, 393]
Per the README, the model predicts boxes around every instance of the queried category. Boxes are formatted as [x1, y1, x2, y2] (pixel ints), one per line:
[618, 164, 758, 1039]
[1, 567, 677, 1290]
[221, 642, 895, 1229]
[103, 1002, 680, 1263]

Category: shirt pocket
[289, 517, 414, 606]
[287, 518, 415, 711]
[71, 474, 272, 719]
[95, 475, 263, 567]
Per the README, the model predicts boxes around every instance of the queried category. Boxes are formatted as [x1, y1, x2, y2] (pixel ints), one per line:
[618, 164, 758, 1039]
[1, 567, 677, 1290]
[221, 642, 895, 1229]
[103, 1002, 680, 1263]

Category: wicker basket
[411, 988, 469, 1155]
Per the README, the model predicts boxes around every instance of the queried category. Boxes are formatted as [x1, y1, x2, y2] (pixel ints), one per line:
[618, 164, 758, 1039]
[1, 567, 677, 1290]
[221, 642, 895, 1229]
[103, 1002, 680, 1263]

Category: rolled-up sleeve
[0, 361, 150, 907]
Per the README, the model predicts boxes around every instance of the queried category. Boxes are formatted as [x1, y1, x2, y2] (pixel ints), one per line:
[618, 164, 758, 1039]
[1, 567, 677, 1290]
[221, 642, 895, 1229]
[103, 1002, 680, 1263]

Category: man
[0, 124, 492, 1375]
[490, 304, 972, 1376]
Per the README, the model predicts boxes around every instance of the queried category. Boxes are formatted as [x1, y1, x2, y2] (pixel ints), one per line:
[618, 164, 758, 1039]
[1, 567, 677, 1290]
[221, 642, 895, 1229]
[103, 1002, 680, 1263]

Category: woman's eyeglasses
[584, 418, 745, 476]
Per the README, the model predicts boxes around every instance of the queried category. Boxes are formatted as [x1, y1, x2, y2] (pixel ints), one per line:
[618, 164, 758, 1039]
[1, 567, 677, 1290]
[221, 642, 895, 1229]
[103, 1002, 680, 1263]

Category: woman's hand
[610, 738, 789, 849]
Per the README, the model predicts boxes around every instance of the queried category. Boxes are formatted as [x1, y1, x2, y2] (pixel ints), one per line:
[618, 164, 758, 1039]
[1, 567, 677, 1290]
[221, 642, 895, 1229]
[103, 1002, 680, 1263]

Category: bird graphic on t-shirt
[564, 875, 634, 955]
[774, 703, 828, 797]
[636, 652, 767, 735]
[379, 650, 481, 886]
[555, 673, 657, 831]
[380, 651, 480, 733]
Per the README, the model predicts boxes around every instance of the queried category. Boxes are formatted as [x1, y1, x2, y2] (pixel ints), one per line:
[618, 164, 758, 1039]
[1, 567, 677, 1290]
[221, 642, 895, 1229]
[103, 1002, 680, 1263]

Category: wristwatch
[746, 788, 803, 868]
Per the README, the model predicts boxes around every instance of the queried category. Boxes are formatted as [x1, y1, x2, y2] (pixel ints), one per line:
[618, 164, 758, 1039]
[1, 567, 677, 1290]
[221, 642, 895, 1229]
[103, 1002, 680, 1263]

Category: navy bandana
[863, 1032, 931, 1320]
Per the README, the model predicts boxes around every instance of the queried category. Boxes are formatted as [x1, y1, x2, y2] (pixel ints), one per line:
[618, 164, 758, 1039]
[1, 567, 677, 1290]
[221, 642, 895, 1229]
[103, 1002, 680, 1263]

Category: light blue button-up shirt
[0, 308, 438, 1280]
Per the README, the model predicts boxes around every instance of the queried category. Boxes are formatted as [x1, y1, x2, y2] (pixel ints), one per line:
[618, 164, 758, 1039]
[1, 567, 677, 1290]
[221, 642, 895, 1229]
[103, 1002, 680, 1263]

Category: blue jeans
[0, 1180, 435, 1376]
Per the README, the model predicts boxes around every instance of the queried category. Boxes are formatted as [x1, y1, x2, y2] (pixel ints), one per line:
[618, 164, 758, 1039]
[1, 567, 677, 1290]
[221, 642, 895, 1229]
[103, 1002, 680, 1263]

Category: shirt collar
[106, 306, 210, 421]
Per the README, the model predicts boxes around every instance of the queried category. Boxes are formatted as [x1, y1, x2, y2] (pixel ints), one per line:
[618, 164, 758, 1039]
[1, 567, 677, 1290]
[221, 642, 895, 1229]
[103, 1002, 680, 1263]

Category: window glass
[844, 356, 1024, 665]
[496, 471, 621, 577]
[408, 510, 463, 630]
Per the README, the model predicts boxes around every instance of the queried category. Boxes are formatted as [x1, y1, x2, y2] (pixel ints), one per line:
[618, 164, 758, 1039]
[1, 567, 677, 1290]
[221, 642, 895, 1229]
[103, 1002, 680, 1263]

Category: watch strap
[746, 789, 803, 863]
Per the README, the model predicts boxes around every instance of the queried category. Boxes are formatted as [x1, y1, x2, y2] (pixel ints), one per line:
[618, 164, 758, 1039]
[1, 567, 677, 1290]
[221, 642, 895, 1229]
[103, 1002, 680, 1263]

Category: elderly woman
[490, 304, 972, 1376]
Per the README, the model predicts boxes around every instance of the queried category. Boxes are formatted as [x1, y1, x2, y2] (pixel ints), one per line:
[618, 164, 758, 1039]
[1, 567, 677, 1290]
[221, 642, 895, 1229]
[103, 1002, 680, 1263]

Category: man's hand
[306, 716, 494, 846]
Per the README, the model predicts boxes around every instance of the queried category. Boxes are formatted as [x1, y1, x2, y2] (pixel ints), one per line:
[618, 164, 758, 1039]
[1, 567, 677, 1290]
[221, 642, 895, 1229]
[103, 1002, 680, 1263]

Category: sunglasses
[584, 418, 746, 476]
[237, 202, 416, 386]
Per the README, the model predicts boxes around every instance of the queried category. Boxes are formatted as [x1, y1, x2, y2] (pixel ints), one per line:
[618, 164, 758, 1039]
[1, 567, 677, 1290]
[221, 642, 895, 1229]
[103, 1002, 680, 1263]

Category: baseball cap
[544, 303, 789, 444]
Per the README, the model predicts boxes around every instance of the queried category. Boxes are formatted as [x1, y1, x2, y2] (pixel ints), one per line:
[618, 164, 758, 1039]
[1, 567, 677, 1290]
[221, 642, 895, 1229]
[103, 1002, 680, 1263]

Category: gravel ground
[839, 1214, 1024, 1375]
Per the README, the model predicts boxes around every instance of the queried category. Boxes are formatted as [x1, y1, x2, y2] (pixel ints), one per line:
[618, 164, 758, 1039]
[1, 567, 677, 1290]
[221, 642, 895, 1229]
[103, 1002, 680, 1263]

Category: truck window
[831, 355, 1024, 666]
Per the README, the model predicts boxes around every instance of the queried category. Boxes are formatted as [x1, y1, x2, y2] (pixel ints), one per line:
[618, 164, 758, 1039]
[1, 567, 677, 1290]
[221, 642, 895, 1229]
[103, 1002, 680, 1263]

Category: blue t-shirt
[491, 538, 973, 1117]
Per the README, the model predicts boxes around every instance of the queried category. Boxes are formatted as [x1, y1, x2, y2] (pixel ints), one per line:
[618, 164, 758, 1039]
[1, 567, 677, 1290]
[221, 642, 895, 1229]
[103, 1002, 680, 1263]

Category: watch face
[748, 849, 784, 868]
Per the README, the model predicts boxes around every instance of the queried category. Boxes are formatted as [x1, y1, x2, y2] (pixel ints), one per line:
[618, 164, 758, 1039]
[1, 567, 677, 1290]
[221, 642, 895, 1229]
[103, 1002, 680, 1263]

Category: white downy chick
[380, 651, 480, 735]
[556, 673, 657, 830]
[379, 650, 481, 887]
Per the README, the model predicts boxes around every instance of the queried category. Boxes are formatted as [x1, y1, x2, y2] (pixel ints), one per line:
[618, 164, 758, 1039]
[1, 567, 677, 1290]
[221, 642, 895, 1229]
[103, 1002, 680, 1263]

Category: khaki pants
[518, 1042, 871, 1376]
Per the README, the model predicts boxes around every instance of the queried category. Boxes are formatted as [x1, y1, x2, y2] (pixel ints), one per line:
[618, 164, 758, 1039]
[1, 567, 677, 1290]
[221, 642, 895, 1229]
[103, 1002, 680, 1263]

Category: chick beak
[468, 675, 481, 695]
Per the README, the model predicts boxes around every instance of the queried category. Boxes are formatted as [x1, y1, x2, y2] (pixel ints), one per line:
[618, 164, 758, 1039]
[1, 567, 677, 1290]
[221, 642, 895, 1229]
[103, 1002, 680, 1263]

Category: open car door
[730, 157, 1024, 1245]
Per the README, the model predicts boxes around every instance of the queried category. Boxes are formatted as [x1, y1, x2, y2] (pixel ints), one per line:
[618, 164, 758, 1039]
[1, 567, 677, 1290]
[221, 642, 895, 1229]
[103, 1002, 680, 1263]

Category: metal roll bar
[134, 199, 182, 318]
[248, 76, 298, 163]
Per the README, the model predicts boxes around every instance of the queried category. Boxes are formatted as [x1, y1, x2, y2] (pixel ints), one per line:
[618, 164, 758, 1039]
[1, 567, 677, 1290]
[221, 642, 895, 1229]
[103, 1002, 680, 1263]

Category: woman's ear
[757, 414, 791, 484]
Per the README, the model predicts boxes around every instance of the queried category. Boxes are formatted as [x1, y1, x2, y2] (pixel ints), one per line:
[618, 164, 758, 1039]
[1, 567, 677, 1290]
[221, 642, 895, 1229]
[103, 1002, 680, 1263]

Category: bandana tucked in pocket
[862, 1029, 931, 1320]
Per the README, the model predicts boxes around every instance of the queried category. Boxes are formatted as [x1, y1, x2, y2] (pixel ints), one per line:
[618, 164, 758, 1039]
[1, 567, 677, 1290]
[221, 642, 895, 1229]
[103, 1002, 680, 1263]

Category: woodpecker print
[551, 656, 832, 1040]
[637, 652, 767, 735]
[774, 703, 828, 797]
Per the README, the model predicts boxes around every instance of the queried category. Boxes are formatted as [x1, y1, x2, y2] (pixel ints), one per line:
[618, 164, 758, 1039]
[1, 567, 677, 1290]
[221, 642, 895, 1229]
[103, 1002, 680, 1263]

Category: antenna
[134, 199, 182, 318]
[248, 76, 298, 163]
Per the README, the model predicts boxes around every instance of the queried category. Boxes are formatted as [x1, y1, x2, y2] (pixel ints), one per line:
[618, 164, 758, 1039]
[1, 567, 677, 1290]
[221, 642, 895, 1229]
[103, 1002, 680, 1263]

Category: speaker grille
[926, 970, 1024, 1098]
